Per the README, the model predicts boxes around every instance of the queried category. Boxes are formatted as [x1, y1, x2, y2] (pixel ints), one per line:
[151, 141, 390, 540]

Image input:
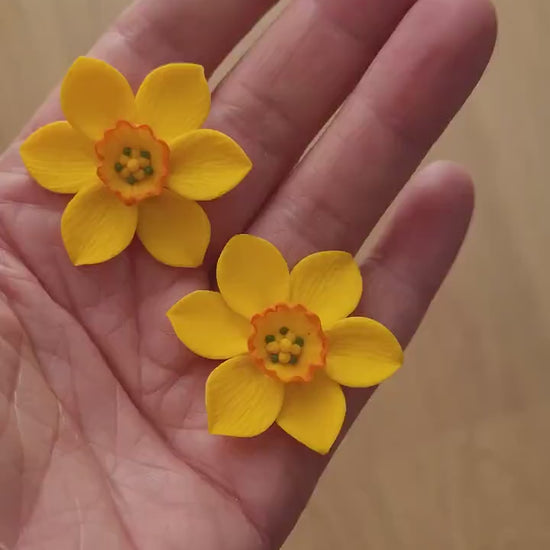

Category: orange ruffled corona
[20, 57, 252, 267]
[95, 121, 170, 205]
[249, 303, 327, 383]
[168, 234, 404, 454]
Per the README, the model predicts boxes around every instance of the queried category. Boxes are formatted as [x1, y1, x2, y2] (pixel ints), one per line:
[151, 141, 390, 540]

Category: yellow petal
[61, 57, 136, 142]
[137, 190, 210, 267]
[168, 130, 252, 200]
[20, 121, 97, 194]
[61, 182, 137, 265]
[135, 63, 210, 143]
[206, 355, 284, 437]
[276, 372, 345, 455]
[167, 291, 250, 359]
[325, 317, 403, 387]
[289, 251, 362, 329]
[217, 235, 290, 319]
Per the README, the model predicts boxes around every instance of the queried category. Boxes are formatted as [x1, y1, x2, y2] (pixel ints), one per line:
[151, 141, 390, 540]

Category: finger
[251, 0, 496, 264]
[277, 161, 473, 546]
[345, 160, 475, 420]
[18, 0, 277, 137]
[203, 0, 418, 256]
[250, 161, 476, 548]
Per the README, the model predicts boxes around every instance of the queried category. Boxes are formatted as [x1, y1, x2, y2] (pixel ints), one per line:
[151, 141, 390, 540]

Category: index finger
[17, 0, 277, 139]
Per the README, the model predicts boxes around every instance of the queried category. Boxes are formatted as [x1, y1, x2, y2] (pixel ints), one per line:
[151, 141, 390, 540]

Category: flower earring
[168, 234, 403, 454]
[20, 57, 252, 267]
[20, 57, 403, 455]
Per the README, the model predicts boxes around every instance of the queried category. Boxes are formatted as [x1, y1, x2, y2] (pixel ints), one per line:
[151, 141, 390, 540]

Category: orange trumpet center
[95, 121, 170, 205]
[248, 303, 327, 383]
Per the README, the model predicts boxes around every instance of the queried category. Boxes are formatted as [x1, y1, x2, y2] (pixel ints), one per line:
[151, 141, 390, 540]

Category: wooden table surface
[1, 1, 548, 548]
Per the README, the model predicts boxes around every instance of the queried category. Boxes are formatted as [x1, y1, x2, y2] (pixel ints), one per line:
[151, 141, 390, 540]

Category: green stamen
[126, 175, 137, 185]
[140, 150, 151, 159]
[144, 166, 154, 176]
[122, 147, 132, 156]
[294, 336, 304, 347]
[289, 355, 298, 365]
[265, 334, 276, 344]
[114, 162, 123, 172]
[279, 327, 289, 335]
[270, 354, 279, 363]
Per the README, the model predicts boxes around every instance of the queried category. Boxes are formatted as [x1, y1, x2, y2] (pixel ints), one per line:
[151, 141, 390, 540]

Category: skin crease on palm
[0, 0, 497, 548]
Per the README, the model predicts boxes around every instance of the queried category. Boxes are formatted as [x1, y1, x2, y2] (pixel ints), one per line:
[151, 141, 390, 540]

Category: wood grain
[1, 1, 548, 548]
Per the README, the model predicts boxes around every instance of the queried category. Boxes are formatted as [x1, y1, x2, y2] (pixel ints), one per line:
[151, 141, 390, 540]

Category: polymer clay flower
[168, 234, 403, 454]
[20, 57, 251, 266]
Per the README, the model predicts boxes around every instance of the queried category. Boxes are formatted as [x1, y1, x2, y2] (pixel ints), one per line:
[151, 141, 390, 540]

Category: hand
[0, 0, 496, 548]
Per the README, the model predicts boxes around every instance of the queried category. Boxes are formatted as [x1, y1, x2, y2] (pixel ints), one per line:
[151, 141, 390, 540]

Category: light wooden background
[1, 1, 549, 548]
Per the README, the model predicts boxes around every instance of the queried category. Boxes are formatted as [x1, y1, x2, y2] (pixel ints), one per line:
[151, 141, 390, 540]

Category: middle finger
[204, 0, 417, 256]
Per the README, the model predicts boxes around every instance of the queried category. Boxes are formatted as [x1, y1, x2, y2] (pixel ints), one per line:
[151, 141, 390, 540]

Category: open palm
[0, 0, 496, 548]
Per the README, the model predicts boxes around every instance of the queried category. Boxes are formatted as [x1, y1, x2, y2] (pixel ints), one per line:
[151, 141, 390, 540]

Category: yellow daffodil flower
[168, 234, 403, 454]
[20, 57, 252, 266]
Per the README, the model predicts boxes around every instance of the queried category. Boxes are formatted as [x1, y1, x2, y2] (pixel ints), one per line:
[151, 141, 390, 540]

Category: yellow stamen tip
[134, 169, 145, 181]
[119, 155, 129, 166]
[290, 344, 302, 355]
[266, 341, 280, 354]
[138, 157, 150, 168]
[127, 158, 140, 171]
[279, 338, 292, 352]
[130, 149, 139, 159]
[278, 352, 291, 364]
[286, 331, 296, 342]
[120, 167, 130, 178]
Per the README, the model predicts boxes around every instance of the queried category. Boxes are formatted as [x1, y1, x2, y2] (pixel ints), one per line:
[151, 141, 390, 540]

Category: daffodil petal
[325, 317, 403, 387]
[137, 190, 210, 267]
[217, 234, 290, 320]
[61, 182, 138, 265]
[276, 372, 345, 455]
[135, 63, 210, 143]
[61, 57, 136, 142]
[168, 130, 252, 200]
[20, 121, 96, 194]
[167, 291, 250, 359]
[206, 355, 284, 437]
[289, 251, 362, 329]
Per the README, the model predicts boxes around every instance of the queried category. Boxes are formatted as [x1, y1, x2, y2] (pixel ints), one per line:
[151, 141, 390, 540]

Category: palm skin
[0, 0, 496, 548]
